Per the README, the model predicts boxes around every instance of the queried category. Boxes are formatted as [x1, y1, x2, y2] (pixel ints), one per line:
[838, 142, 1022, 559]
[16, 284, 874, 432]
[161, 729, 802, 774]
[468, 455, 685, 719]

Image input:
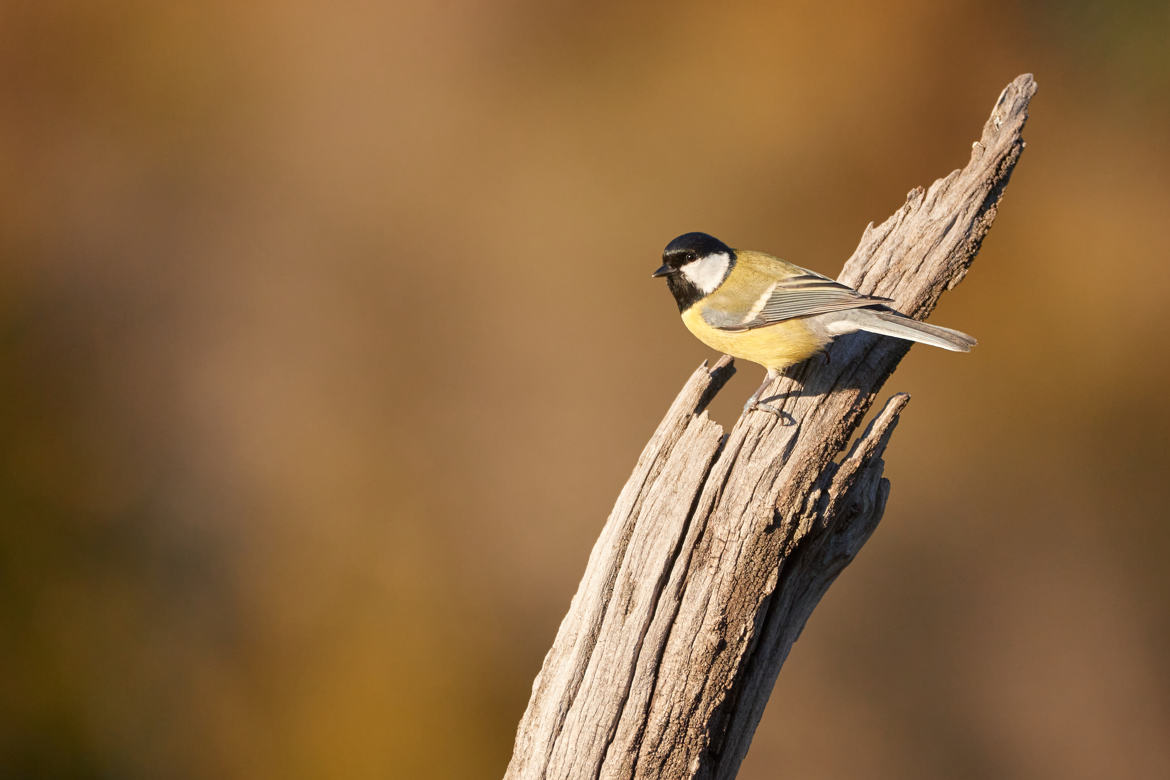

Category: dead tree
[507, 74, 1037, 780]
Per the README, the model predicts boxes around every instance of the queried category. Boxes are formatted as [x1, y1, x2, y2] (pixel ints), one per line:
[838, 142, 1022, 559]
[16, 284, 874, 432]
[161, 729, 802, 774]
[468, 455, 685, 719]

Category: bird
[652, 231, 976, 413]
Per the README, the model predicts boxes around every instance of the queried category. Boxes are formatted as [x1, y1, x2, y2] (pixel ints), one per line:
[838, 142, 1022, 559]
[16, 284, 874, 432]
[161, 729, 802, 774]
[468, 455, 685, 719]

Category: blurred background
[2, 1, 1168, 778]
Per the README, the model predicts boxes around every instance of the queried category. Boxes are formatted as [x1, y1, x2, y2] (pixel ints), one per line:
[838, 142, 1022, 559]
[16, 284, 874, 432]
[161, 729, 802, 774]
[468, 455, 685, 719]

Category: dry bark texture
[506, 74, 1036, 780]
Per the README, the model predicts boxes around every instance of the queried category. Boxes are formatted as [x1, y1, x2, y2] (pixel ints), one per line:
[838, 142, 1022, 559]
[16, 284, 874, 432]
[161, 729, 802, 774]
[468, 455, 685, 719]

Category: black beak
[651, 264, 674, 278]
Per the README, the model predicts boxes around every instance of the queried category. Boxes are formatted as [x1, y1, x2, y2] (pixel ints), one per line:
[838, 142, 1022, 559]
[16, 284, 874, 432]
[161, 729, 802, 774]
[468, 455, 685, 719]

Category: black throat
[665, 273, 704, 313]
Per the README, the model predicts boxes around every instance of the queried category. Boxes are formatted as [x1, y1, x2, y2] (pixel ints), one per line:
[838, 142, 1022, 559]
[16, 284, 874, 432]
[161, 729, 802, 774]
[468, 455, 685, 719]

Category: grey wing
[705, 271, 892, 332]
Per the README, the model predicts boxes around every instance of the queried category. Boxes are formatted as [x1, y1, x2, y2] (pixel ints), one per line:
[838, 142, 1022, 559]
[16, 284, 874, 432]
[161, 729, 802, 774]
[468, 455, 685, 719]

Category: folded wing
[703, 270, 891, 332]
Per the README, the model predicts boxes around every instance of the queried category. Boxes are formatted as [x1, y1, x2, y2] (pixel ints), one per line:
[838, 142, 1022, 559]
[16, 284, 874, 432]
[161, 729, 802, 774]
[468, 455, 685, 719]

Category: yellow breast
[680, 306, 829, 373]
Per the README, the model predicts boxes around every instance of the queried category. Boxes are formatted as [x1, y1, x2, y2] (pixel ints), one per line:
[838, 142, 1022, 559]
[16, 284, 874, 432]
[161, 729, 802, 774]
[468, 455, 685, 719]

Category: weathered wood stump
[507, 74, 1037, 780]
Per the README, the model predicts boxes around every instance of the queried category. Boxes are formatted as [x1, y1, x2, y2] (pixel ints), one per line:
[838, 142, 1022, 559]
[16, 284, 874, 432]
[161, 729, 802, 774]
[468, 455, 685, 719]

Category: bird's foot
[743, 398, 795, 425]
[744, 400, 783, 416]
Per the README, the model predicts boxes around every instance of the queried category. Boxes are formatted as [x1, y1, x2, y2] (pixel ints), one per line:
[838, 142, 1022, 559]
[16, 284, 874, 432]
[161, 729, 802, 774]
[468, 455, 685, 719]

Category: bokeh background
[3, 1, 1169, 778]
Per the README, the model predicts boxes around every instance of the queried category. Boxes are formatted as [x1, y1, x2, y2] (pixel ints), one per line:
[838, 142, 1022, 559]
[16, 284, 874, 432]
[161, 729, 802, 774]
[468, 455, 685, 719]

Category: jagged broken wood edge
[506, 74, 1036, 780]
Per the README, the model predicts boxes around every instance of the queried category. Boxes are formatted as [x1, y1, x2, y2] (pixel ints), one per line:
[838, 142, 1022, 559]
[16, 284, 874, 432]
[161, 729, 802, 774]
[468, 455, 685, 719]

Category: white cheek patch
[680, 252, 731, 294]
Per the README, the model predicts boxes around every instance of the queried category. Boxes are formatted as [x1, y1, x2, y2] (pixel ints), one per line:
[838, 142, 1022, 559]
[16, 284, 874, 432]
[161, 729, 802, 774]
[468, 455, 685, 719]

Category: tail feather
[832, 308, 976, 352]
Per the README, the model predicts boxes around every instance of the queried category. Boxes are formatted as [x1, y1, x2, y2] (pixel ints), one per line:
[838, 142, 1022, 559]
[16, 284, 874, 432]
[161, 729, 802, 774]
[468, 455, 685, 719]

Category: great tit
[652, 232, 976, 413]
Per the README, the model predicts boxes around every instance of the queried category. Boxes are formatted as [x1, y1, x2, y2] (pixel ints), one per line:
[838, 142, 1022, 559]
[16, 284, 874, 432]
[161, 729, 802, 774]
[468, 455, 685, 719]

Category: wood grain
[506, 74, 1036, 780]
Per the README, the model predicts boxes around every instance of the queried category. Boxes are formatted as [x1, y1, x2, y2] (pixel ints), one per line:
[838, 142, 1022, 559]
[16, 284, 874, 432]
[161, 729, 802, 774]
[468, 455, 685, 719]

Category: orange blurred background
[2, 1, 1168, 778]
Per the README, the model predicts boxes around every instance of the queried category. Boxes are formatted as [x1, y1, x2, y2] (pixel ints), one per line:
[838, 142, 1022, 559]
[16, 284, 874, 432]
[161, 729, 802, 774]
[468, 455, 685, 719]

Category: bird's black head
[652, 232, 736, 312]
[657, 232, 734, 272]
